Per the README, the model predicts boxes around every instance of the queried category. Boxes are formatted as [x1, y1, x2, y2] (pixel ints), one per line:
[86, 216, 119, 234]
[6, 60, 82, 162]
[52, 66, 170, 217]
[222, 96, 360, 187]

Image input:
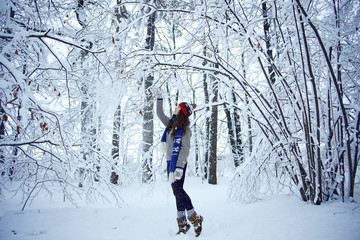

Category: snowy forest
[0, 0, 360, 214]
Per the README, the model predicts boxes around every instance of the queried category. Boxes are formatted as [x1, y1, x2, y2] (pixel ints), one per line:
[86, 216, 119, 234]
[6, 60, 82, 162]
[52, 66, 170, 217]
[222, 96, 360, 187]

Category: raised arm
[156, 97, 170, 126]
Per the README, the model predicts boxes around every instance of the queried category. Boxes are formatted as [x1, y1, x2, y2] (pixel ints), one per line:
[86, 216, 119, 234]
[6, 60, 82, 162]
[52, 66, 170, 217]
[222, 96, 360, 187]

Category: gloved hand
[169, 168, 183, 184]
[156, 90, 163, 99]
[174, 168, 183, 180]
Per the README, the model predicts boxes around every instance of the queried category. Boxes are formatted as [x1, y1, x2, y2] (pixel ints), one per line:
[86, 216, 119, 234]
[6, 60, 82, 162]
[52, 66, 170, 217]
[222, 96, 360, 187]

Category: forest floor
[0, 177, 359, 240]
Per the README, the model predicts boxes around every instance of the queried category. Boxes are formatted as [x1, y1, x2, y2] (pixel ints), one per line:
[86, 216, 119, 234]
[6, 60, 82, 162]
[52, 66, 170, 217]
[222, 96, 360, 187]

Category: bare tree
[142, 2, 157, 183]
[208, 75, 218, 185]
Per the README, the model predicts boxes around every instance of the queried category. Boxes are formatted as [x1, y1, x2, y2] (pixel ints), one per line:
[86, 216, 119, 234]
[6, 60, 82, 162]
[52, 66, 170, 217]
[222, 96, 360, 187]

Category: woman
[156, 94, 203, 237]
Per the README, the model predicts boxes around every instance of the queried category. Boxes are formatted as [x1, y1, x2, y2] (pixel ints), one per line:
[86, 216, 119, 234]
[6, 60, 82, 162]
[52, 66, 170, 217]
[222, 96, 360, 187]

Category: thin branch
[0, 139, 58, 147]
[29, 31, 105, 54]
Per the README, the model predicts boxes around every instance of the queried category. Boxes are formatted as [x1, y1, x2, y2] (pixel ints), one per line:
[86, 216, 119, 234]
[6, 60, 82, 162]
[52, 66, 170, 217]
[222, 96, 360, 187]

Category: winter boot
[176, 217, 191, 235]
[188, 211, 203, 237]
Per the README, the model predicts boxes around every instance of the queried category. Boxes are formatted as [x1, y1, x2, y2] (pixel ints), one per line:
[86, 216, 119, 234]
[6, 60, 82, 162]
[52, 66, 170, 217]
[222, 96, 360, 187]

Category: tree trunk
[111, 104, 121, 184]
[192, 86, 200, 176]
[333, 0, 345, 201]
[202, 47, 210, 180]
[142, 6, 156, 183]
[0, 106, 5, 176]
[225, 88, 243, 168]
[112, 105, 121, 159]
[203, 74, 210, 180]
[76, 0, 97, 187]
[110, 0, 128, 185]
[242, 53, 253, 154]
[262, 1, 275, 84]
[208, 75, 218, 185]
[232, 90, 243, 165]
[224, 104, 238, 167]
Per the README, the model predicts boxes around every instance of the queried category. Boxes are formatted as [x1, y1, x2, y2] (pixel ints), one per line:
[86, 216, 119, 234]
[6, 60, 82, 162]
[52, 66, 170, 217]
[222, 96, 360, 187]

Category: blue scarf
[161, 117, 184, 173]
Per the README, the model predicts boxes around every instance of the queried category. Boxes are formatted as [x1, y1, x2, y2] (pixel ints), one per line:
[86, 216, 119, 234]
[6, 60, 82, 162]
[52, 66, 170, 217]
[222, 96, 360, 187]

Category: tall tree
[75, 0, 98, 187]
[208, 74, 218, 185]
[202, 63, 210, 180]
[142, 2, 157, 183]
[110, 0, 129, 185]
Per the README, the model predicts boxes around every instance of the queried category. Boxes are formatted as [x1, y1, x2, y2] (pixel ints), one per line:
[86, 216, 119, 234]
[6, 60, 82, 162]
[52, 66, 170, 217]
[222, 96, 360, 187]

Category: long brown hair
[166, 111, 190, 136]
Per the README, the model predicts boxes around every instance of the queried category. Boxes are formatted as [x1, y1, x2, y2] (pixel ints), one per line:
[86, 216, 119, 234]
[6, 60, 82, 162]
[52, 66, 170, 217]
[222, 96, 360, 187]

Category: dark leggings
[167, 162, 194, 212]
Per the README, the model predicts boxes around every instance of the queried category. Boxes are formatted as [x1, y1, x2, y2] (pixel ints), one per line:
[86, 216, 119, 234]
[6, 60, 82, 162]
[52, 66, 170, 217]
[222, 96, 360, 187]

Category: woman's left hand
[169, 168, 183, 184]
[174, 168, 183, 180]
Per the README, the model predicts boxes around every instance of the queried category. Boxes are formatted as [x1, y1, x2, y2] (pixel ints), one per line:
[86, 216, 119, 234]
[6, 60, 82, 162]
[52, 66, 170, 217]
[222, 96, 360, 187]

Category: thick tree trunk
[76, 0, 97, 187]
[110, 0, 128, 185]
[224, 105, 239, 167]
[142, 6, 156, 183]
[225, 88, 243, 168]
[111, 104, 121, 184]
[202, 46, 210, 180]
[232, 90, 243, 165]
[208, 76, 218, 185]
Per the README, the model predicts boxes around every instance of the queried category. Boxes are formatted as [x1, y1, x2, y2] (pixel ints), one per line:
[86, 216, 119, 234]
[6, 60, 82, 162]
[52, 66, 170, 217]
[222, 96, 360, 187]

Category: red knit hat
[179, 102, 194, 118]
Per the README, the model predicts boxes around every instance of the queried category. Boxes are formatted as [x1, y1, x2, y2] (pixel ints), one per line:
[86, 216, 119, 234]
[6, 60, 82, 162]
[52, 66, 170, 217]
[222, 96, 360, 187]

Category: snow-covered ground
[0, 177, 359, 240]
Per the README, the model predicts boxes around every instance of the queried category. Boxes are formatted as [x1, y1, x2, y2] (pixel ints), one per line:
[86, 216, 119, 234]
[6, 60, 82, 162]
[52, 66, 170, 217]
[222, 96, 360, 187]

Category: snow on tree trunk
[142, 6, 156, 183]
[224, 87, 243, 168]
[203, 71, 210, 180]
[111, 104, 121, 184]
[262, 1, 275, 84]
[76, 0, 98, 187]
[208, 75, 218, 185]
